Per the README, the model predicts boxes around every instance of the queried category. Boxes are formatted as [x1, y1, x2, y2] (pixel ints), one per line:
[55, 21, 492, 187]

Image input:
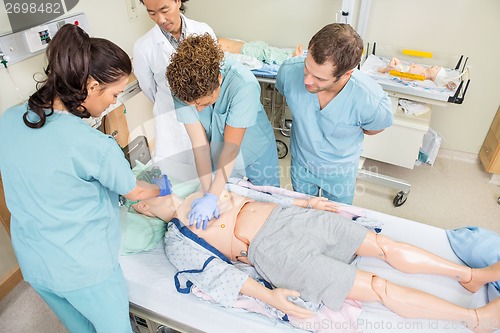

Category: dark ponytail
[26, 24, 131, 128]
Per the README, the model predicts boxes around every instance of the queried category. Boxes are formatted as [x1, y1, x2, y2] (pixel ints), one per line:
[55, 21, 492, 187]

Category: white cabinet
[362, 97, 431, 169]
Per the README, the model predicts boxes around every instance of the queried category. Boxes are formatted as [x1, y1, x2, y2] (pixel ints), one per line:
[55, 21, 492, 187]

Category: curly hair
[308, 23, 363, 78]
[166, 33, 224, 103]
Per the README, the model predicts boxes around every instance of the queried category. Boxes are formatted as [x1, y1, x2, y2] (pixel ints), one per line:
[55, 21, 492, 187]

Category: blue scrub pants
[290, 159, 356, 205]
[244, 140, 281, 187]
[30, 267, 132, 333]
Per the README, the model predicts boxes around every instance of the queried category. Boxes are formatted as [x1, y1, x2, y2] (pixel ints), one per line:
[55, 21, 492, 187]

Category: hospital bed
[119, 174, 490, 333]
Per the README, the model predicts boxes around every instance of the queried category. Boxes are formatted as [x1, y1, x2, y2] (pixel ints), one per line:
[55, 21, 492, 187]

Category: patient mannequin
[378, 57, 457, 90]
[133, 189, 500, 332]
[218, 37, 304, 65]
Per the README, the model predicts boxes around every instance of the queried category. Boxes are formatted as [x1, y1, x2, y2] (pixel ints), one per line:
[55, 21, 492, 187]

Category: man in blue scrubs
[276, 23, 393, 204]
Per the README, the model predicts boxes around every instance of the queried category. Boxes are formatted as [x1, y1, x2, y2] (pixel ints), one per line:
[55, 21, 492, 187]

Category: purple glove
[152, 174, 172, 196]
[188, 193, 220, 230]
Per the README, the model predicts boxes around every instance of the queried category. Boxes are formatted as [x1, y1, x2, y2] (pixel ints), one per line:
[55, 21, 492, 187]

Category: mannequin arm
[292, 196, 340, 212]
[240, 277, 313, 319]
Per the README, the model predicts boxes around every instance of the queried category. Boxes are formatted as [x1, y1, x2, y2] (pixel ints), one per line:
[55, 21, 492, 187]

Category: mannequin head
[131, 194, 181, 222]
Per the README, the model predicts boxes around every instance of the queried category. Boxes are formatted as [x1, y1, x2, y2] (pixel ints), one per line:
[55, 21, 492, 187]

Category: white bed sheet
[120, 208, 488, 333]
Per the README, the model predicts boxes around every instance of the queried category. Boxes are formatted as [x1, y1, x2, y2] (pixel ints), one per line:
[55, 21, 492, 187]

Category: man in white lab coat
[133, 0, 216, 165]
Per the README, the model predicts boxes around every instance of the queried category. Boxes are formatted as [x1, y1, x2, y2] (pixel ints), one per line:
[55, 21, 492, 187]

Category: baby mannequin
[378, 57, 457, 90]
[131, 186, 500, 332]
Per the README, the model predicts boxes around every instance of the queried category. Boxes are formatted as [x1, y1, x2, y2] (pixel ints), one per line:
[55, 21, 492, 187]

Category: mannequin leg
[356, 232, 500, 292]
[346, 271, 500, 333]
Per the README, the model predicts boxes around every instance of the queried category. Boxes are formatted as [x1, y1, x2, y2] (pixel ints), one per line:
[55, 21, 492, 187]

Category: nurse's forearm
[185, 122, 213, 193]
[193, 144, 213, 193]
[209, 144, 238, 197]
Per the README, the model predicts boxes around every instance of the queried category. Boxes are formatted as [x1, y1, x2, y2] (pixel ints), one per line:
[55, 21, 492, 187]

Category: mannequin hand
[152, 174, 172, 196]
[307, 197, 339, 212]
[188, 193, 220, 230]
[268, 288, 313, 319]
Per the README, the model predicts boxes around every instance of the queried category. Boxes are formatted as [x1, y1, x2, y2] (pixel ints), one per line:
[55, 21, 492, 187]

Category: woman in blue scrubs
[166, 34, 279, 229]
[0, 24, 171, 333]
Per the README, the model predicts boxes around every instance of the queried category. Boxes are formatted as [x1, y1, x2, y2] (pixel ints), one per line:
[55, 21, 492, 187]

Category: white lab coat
[133, 15, 216, 165]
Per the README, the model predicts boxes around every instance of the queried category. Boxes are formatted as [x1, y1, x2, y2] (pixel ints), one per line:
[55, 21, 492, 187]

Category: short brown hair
[308, 23, 363, 78]
[166, 34, 223, 103]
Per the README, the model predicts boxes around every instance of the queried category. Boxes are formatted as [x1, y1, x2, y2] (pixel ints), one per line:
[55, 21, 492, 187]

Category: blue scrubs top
[0, 104, 136, 292]
[276, 57, 393, 175]
[175, 59, 275, 169]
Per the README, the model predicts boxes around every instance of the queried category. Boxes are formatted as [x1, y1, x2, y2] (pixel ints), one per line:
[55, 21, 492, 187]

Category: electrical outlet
[126, 0, 139, 22]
